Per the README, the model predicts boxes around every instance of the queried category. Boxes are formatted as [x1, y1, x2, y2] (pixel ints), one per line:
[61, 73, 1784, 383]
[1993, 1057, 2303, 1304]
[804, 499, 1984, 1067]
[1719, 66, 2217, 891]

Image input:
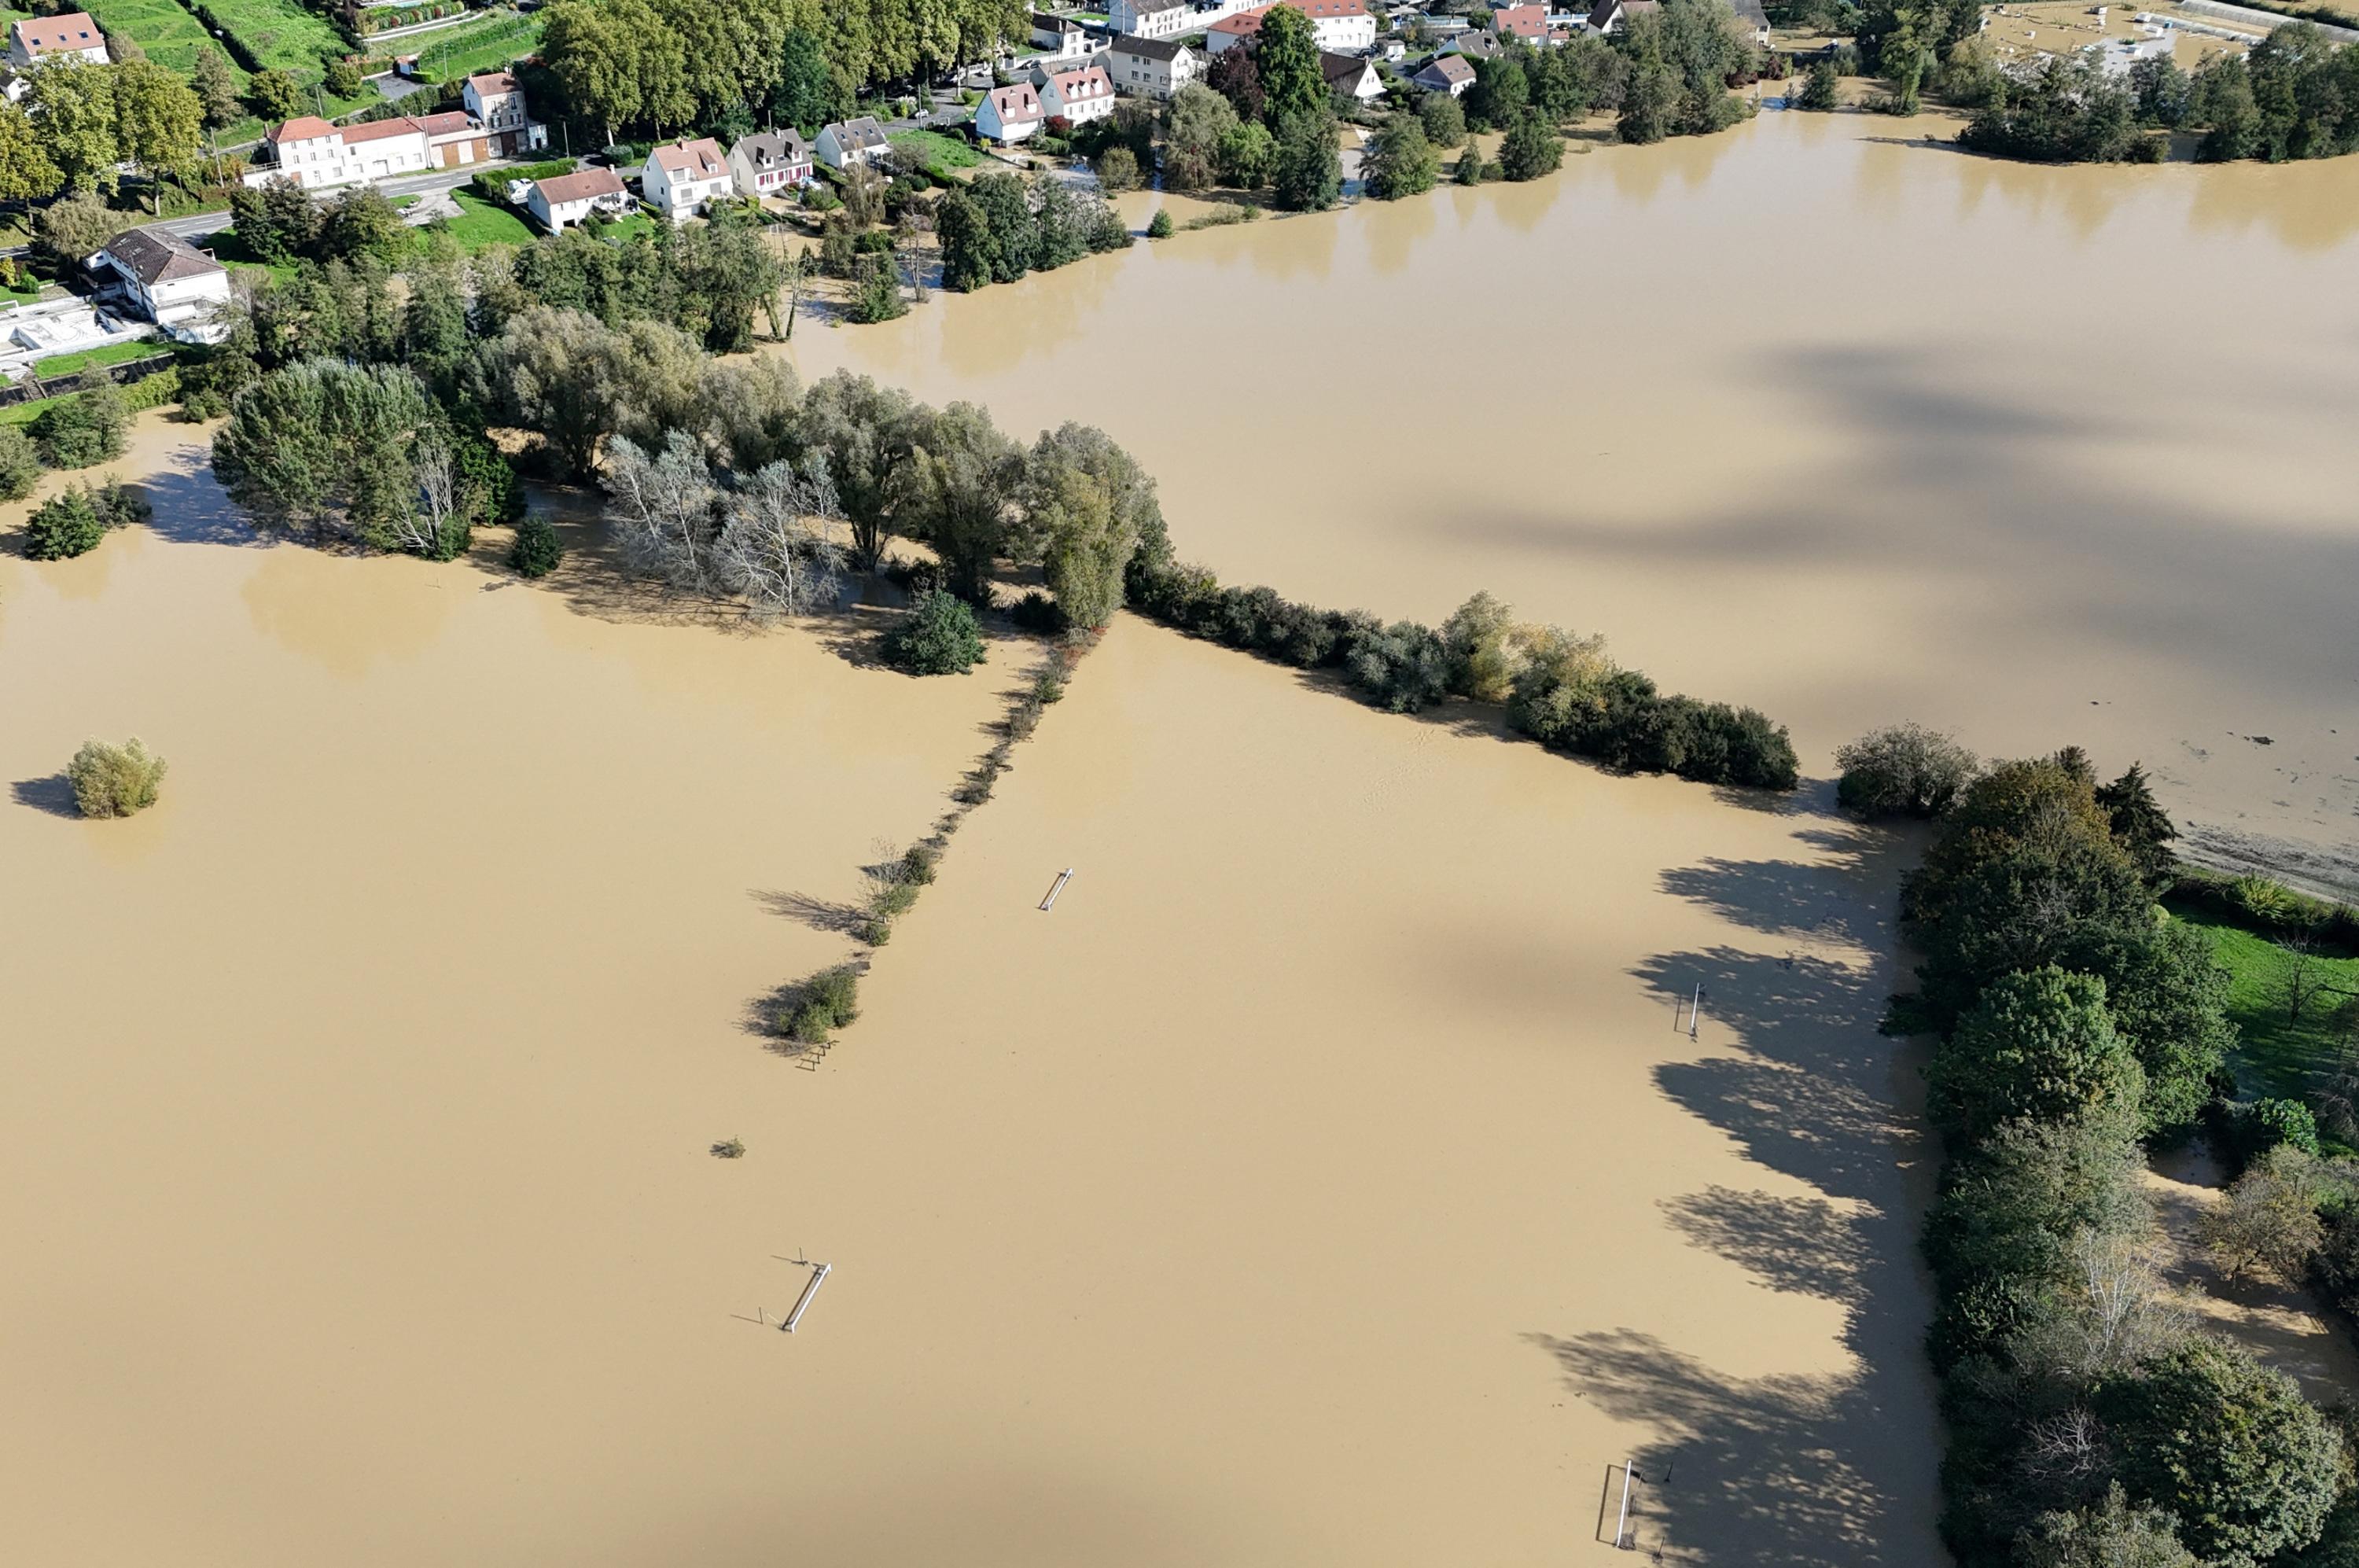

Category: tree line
[1842, 726, 2358, 1565]
[1125, 561, 1801, 790]
[538, 0, 1026, 143]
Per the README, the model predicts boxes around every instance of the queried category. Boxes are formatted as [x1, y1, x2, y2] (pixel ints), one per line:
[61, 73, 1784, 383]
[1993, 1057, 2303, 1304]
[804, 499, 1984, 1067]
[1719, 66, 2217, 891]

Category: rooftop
[13, 11, 104, 55]
[99, 226, 224, 286]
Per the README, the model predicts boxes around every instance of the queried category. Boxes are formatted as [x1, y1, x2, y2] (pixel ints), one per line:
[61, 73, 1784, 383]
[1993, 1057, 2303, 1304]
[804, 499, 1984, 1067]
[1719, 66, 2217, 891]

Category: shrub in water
[780, 965, 861, 1043]
[31, 385, 128, 469]
[1837, 722, 1980, 819]
[25, 488, 106, 559]
[709, 1137, 745, 1158]
[0, 424, 39, 501]
[509, 513, 565, 578]
[67, 737, 167, 818]
[1147, 207, 1174, 238]
[883, 591, 986, 675]
[1010, 589, 1068, 635]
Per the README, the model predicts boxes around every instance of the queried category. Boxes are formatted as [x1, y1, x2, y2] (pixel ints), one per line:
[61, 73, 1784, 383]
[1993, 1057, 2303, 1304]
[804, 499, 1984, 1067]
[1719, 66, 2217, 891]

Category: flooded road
[793, 111, 2359, 889]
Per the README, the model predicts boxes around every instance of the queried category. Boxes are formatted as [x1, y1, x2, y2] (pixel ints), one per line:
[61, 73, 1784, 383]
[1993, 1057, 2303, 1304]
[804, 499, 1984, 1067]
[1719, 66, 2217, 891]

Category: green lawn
[410, 11, 543, 83]
[435, 191, 535, 250]
[593, 212, 657, 242]
[207, 0, 350, 81]
[24, 340, 169, 381]
[2171, 903, 2359, 1102]
[83, 0, 223, 76]
[891, 127, 983, 178]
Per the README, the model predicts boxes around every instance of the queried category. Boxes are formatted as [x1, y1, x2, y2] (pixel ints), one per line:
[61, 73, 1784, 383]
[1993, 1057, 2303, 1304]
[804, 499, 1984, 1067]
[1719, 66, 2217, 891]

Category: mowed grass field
[410, 11, 542, 82]
[204, 0, 348, 79]
[2170, 904, 2359, 1104]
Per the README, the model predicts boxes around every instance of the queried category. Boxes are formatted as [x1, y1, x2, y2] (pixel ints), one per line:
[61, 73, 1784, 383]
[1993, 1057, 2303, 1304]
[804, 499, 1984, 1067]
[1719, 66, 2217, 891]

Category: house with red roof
[644, 137, 733, 221]
[975, 80, 1047, 144]
[1205, 0, 1376, 57]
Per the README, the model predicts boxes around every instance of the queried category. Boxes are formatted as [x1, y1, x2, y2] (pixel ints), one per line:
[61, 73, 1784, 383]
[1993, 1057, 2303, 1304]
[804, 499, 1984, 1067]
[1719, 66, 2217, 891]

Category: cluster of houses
[244, 72, 551, 190]
[979, 0, 1768, 142]
[514, 117, 900, 229]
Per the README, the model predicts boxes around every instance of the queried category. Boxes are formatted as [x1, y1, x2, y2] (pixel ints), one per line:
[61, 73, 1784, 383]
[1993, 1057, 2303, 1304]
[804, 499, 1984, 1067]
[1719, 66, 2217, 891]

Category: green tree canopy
[1927, 966, 2143, 1146]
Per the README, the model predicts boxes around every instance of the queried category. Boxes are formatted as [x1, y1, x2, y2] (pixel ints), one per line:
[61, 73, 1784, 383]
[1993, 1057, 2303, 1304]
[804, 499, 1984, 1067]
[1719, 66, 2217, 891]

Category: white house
[526, 166, 632, 231]
[245, 115, 434, 190]
[1036, 61, 1117, 125]
[463, 70, 549, 157]
[1320, 49, 1383, 99]
[6, 10, 109, 97]
[975, 80, 1046, 144]
[1491, 4, 1570, 45]
[1108, 0, 1190, 39]
[85, 226, 230, 344]
[1411, 53, 1475, 94]
[1725, 0, 1770, 45]
[727, 129, 812, 198]
[815, 116, 890, 170]
[1206, 0, 1377, 54]
[643, 136, 733, 221]
[1106, 35, 1199, 98]
[1031, 10, 1103, 53]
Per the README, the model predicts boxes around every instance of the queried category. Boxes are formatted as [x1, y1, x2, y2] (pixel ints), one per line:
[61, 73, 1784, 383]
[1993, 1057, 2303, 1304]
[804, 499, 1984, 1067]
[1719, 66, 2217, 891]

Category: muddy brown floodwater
[6, 109, 2353, 1568]
[793, 110, 2359, 893]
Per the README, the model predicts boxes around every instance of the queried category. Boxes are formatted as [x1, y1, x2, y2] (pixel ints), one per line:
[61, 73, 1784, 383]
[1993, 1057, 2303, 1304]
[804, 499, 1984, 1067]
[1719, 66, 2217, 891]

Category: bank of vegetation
[1820, 0, 2359, 164]
[1844, 723, 2359, 1566]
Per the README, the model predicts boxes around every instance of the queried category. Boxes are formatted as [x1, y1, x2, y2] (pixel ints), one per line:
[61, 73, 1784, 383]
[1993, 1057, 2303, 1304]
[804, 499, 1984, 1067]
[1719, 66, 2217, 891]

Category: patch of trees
[0, 56, 204, 206]
[1866, 735, 2356, 1565]
[1125, 564, 1800, 790]
[23, 478, 149, 561]
[935, 171, 1129, 294]
[538, 0, 1028, 142]
[1613, 0, 1757, 142]
[1960, 24, 2359, 164]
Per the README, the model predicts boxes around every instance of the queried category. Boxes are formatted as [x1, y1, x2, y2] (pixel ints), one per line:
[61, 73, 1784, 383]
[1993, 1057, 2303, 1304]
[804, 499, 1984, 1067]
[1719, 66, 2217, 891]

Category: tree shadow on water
[1555, 841, 1944, 1564]
[11, 775, 78, 818]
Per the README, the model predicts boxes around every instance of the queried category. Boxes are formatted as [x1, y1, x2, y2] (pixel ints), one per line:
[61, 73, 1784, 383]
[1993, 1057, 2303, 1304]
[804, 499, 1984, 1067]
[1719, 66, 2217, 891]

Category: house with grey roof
[85, 226, 230, 344]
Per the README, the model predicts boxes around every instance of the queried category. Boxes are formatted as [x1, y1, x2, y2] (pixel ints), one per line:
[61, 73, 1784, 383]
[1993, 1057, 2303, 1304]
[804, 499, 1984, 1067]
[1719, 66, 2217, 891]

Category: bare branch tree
[2284, 940, 2324, 1025]
[387, 432, 462, 559]
[2019, 1407, 2111, 1493]
[715, 457, 845, 620]
[607, 431, 720, 590]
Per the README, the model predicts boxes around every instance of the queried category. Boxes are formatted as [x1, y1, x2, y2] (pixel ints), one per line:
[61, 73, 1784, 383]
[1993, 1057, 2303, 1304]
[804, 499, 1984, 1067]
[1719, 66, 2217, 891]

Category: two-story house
[727, 130, 813, 199]
[1036, 61, 1117, 125]
[815, 116, 891, 170]
[463, 70, 549, 157]
[1206, 0, 1377, 54]
[5, 10, 110, 100]
[1106, 35, 1199, 98]
[643, 137, 733, 221]
[247, 115, 436, 190]
[85, 226, 232, 344]
[974, 81, 1047, 145]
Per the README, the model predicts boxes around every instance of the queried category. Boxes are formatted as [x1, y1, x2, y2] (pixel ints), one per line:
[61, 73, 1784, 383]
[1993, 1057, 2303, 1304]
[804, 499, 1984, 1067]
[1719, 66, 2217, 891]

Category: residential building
[526, 167, 632, 231]
[1031, 10, 1102, 53]
[727, 129, 812, 198]
[643, 136, 733, 221]
[415, 109, 491, 169]
[1584, 0, 1658, 33]
[7, 11, 109, 69]
[1411, 52, 1475, 94]
[1036, 61, 1117, 124]
[975, 80, 1047, 144]
[1491, 4, 1562, 44]
[1107, 0, 1268, 39]
[464, 70, 549, 157]
[816, 116, 890, 169]
[247, 115, 436, 190]
[1443, 28, 1505, 57]
[1726, 0, 1770, 45]
[84, 226, 230, 344]
[1206, 0, 1377, 55]
[1320, 48, 1383, 99]
[1106, 35, 1199, 97]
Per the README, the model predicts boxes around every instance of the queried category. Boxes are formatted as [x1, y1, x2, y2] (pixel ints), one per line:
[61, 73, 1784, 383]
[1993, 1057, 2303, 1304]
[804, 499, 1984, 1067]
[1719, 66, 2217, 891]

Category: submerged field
[2, 425, 1939, 1565]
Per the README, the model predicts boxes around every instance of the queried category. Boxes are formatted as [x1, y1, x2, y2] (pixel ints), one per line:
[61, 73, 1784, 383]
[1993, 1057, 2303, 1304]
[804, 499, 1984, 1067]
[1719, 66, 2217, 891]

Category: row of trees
[1124, 564, 1801, 789]
[539, 0, 1026, 142]
[1861, 737, 2355, 1565]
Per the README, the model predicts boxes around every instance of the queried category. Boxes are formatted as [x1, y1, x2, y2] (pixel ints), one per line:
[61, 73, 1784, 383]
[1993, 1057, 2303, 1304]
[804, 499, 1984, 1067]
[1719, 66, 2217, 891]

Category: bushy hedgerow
[778, 966, 859, 1045]
[1125, 560, 1799, 790]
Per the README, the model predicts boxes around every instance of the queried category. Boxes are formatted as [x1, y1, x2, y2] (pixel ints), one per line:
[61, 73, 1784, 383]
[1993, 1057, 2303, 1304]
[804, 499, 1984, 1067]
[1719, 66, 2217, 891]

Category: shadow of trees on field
[1533, 825, 1944, 1565]
[752, 888, 865, 936]
[10, 774, 78, 818]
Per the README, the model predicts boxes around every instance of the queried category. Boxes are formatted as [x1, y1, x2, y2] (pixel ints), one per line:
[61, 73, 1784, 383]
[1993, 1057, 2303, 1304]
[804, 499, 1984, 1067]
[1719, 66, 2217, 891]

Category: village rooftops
[343, 116, 428, 145]
[987, 82, 1043, 120]
[13, 10, 103, 54]
[649, 137, 728, 177]
[734, 129, 810, 167]
[1493, 3, 1551, 38]
[268, 115, 339, 143]
[96, 226, 222, 286]
[824, 116, 889, 151]
[413, 110, 475, 137]
[1415, 52, 1475, 86]
[466, 69, 521, 96]
[533, 167, 627, 204]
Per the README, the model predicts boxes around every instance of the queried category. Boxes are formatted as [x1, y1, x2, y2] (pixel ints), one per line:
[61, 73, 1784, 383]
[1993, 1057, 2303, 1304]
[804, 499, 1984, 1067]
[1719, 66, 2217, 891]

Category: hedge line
[2169, 866, 2359, 957]
[1124, 559, 1801, 791]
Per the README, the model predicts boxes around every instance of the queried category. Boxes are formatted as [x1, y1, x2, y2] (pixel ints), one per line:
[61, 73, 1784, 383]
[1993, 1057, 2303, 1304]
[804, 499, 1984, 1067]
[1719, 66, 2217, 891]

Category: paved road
[150, 160, 534, 242]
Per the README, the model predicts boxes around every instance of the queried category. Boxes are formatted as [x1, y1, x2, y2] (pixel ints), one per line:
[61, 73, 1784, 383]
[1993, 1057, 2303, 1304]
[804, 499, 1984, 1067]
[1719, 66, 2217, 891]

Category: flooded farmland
[6, 107, 2357, 1567]
[794, 110, 2359, 891]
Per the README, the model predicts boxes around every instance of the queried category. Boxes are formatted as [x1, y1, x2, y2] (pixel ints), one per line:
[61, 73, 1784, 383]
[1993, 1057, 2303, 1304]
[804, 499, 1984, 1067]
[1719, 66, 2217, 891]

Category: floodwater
[793, 110, 2359, 892]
